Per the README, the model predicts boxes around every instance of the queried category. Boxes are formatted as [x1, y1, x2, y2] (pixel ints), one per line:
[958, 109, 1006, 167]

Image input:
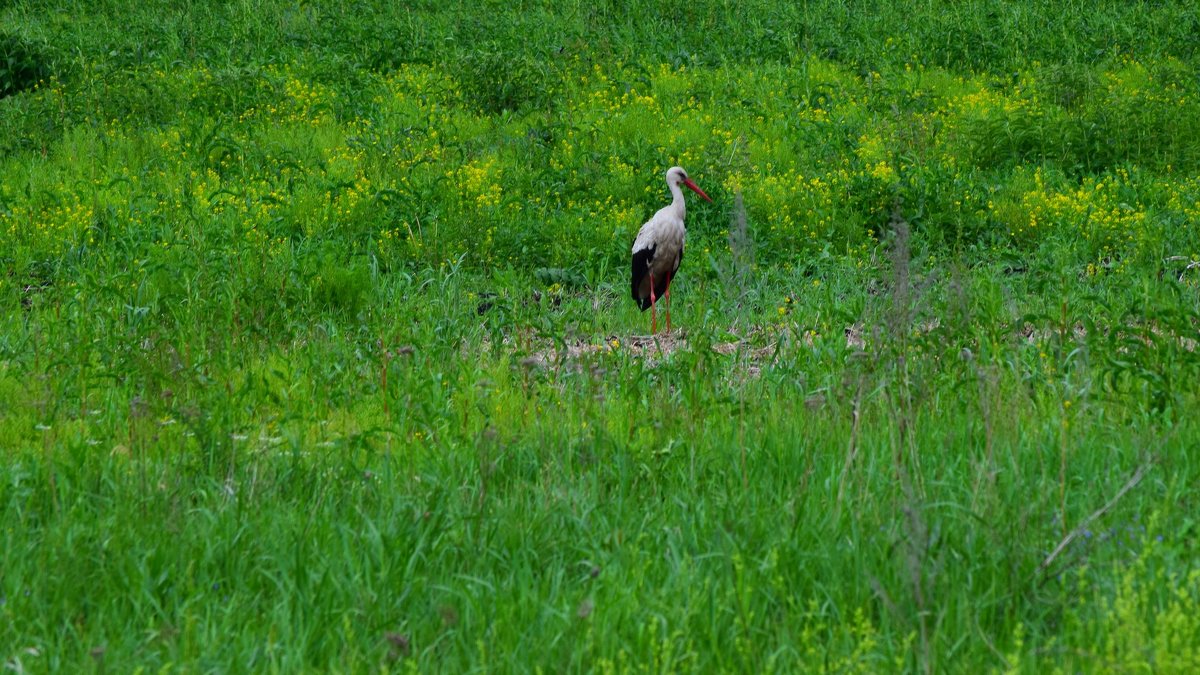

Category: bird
[630, 166, 712, 334]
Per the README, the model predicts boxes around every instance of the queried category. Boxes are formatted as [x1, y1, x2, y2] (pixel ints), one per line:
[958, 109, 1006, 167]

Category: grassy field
[3, 0, 1200, 671]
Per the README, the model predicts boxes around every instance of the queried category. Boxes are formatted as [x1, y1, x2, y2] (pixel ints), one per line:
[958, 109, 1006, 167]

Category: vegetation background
[2, 0, 1199, 671]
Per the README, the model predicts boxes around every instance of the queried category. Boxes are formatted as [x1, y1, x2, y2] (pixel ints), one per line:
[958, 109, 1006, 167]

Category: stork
[630, 166, 712, 334]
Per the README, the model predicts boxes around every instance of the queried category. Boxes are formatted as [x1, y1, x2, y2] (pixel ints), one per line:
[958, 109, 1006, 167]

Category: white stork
[630, 166, 712, 334]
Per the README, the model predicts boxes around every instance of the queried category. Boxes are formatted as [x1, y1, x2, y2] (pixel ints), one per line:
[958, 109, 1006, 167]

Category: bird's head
[666, 166, 712, 202]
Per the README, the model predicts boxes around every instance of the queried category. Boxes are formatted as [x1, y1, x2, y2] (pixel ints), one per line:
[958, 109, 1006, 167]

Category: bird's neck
[668, 182, 686, 219]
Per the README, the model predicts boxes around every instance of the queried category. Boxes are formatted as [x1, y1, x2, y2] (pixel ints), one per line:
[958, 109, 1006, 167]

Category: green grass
[2, 0, 1200, 671]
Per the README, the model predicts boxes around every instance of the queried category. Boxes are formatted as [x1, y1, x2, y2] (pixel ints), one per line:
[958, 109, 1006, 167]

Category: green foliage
[0, 32, 49, 98]
[309, 255, 373, 314]
[1, 0, 1199, 671]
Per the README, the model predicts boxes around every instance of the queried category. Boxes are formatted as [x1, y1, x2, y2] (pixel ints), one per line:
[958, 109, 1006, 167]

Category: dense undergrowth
[2, 0, 1199, 671]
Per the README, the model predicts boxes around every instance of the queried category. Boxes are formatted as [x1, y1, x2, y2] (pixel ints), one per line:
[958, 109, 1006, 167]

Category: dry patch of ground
[481, 318, 1197, 377]
[506, 329, 784, 376]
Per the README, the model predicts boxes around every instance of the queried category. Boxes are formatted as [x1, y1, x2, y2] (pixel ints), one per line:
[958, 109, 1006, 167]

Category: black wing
[631, 244, 655, 311]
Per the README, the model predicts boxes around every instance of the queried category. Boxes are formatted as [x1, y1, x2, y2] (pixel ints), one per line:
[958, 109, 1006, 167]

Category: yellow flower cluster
[283, 76, 336, 124]
[1, 199, 94, 251]
[993, 167, 1147, 251]
[455, 158, 503, 209]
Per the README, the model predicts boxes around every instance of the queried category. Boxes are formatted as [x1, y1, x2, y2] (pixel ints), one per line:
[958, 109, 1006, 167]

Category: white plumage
[630, 166, 712, 334]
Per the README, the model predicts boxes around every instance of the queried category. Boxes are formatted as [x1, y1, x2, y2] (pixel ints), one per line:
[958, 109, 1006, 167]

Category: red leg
[649, 275, 657, 334]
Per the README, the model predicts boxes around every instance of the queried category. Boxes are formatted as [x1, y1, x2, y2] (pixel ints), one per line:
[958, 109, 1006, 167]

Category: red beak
[682, 177, 713, 203]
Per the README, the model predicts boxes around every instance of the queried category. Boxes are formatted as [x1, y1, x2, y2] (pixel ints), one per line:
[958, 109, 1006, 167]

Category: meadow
[2, 0, 1200, 671]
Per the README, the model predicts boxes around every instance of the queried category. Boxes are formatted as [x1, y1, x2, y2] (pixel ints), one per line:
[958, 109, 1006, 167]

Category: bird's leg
[649, 274, 657, 335]
[664, 274, 672, 333]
